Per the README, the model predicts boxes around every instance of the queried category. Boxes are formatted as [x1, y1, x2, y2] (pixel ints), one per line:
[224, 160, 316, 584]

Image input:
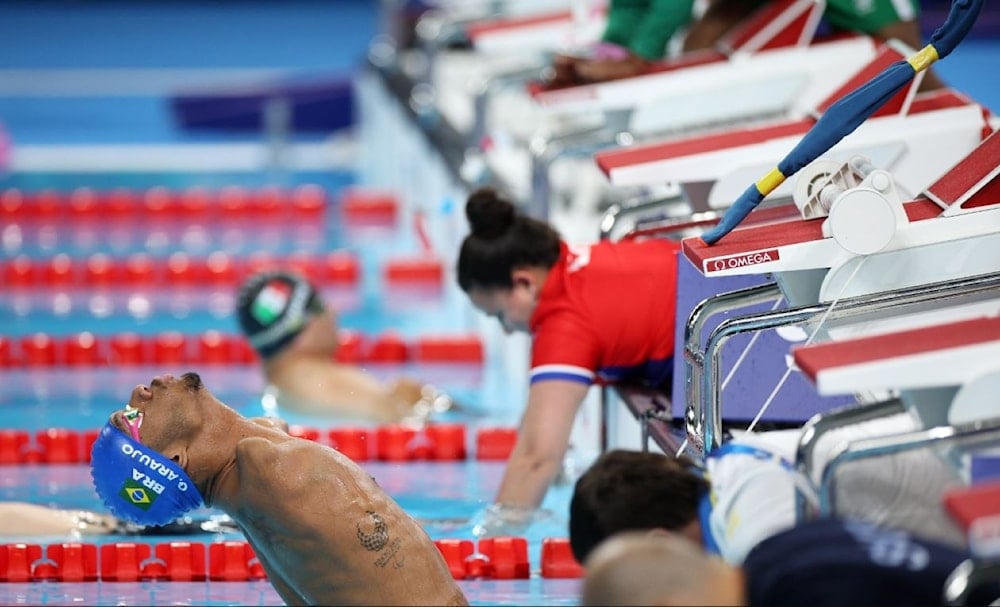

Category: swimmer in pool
[236, 269, 455, 424]
[0, 418, 286, 538]
[91, 372, 467, 606]
[0, 501, 239, 537]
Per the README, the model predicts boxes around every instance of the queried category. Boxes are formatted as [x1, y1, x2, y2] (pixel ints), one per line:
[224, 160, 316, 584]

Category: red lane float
[477, 537, 530, 579]
[0, 251, 360, 289]
[383, 257, 443, 285]
[0, 425, 511, 465]
[0, 331, 482, 367]
[540, 537, 584, 578]
[329, 427, 372, 461]
[367, 331, 409, 363]
[340, 188, 398, 223]
[413, 335, 484, 364]
[475, 427, 518, 460]
[2, 536, 581, 582]
[0, 185, 328, 224]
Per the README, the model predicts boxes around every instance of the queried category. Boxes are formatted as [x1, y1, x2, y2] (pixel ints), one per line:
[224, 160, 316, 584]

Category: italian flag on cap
[252, 280, 291, 325]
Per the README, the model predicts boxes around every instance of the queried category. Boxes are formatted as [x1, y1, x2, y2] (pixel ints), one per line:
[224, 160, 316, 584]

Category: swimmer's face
[468, 283, 536, 335]
[111, 372, 208, 453]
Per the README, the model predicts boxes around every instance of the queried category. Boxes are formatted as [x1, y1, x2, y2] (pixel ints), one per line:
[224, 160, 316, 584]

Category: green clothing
[600, 0, 922, 62]
[740, 0, 921, 35]
[601, 0, 697, 61]
[824, 0, 921, 34]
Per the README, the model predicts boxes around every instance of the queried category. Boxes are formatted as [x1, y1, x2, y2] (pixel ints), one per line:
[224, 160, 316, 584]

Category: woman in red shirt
[457, 188, 681, 533]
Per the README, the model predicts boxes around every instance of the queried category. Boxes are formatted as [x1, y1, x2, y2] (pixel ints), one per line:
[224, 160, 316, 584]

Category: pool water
[0, 155, 573, 605]
[0, 181, 579, 604]
[3, 2, 997, 604]
[0, 461, 582, 606]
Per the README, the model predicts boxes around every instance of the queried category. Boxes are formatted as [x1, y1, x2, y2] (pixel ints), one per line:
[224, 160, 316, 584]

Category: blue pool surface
[0, 200, 575, 605]
[0, 462, 582, 606]
[1, 1, 998, 604]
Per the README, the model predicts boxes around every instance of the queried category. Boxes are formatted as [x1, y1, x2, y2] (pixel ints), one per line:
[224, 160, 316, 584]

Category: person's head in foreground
[456, 187, 562, 335]
[91, 372, 468, 606]
[582, 531, 745, 606]
[236, 269, 333, 362]
[570, 449, 708, 563]
[579, 501, 1000, 606]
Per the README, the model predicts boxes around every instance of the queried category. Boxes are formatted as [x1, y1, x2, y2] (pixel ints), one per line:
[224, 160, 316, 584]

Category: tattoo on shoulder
[357, 511, 405, 569]
[357, 511, 389, 551]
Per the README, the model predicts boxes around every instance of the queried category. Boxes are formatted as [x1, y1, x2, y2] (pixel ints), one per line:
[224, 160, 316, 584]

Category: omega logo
[707, 249, 780, 273]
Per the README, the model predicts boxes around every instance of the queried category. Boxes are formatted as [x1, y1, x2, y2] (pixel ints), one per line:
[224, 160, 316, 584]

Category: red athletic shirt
[528, 239, 680, 388]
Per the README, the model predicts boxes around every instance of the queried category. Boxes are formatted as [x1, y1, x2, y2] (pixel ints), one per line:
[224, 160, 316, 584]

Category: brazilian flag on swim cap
[120, 480, 156, 510]
[91, 421, 203, 526]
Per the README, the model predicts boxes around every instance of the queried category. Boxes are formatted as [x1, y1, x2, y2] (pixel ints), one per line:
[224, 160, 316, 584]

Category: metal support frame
[639, 407, 674, 453]
[683, 282, 784, 452]
[599, 385, 611, 452]
[793, 397, 906, 521]
[611, 386, 685, 455]
[689, 271, 1000, 455]
[469, 63, 549, 148]
[598, 191, 695, 242]
[819, 416, 1000, 516]
[527, 124, 619, 219]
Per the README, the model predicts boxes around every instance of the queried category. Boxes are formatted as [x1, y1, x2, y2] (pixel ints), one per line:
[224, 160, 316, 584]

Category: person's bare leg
[682, 0, 759, 52]
[875, 20, 945, 90]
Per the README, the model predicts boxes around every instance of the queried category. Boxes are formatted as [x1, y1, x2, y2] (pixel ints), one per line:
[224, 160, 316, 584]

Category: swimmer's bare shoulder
[233, 436, 341, 518]
[236, 432, 369, 508]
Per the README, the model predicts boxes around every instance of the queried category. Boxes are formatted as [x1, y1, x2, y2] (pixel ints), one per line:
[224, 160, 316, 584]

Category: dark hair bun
[466, 187, 515, 239]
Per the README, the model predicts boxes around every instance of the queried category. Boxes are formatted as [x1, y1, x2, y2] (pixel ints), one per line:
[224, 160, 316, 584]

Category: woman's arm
[494, 379, 592, 508]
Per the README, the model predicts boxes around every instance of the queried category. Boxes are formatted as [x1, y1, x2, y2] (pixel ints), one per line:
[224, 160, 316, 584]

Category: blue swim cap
[90, 421, 203, 526]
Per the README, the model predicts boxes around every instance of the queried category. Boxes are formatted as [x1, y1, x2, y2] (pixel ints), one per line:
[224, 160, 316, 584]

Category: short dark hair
[456, 188, 562, 293]
[569, 449, 709, 563]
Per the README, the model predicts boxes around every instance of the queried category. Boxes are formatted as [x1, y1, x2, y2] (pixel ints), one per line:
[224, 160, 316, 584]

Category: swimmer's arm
[270, 357, 403, 423]
[494, 379, 589, 509]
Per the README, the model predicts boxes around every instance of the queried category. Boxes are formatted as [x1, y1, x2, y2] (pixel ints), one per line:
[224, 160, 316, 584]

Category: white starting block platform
[794, 314, 1000, 399]
[680, 130, 1000, 302]
[524, 0, 869, 134]
[594, 44, 993, 205]
[466, 3, 607, 56]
